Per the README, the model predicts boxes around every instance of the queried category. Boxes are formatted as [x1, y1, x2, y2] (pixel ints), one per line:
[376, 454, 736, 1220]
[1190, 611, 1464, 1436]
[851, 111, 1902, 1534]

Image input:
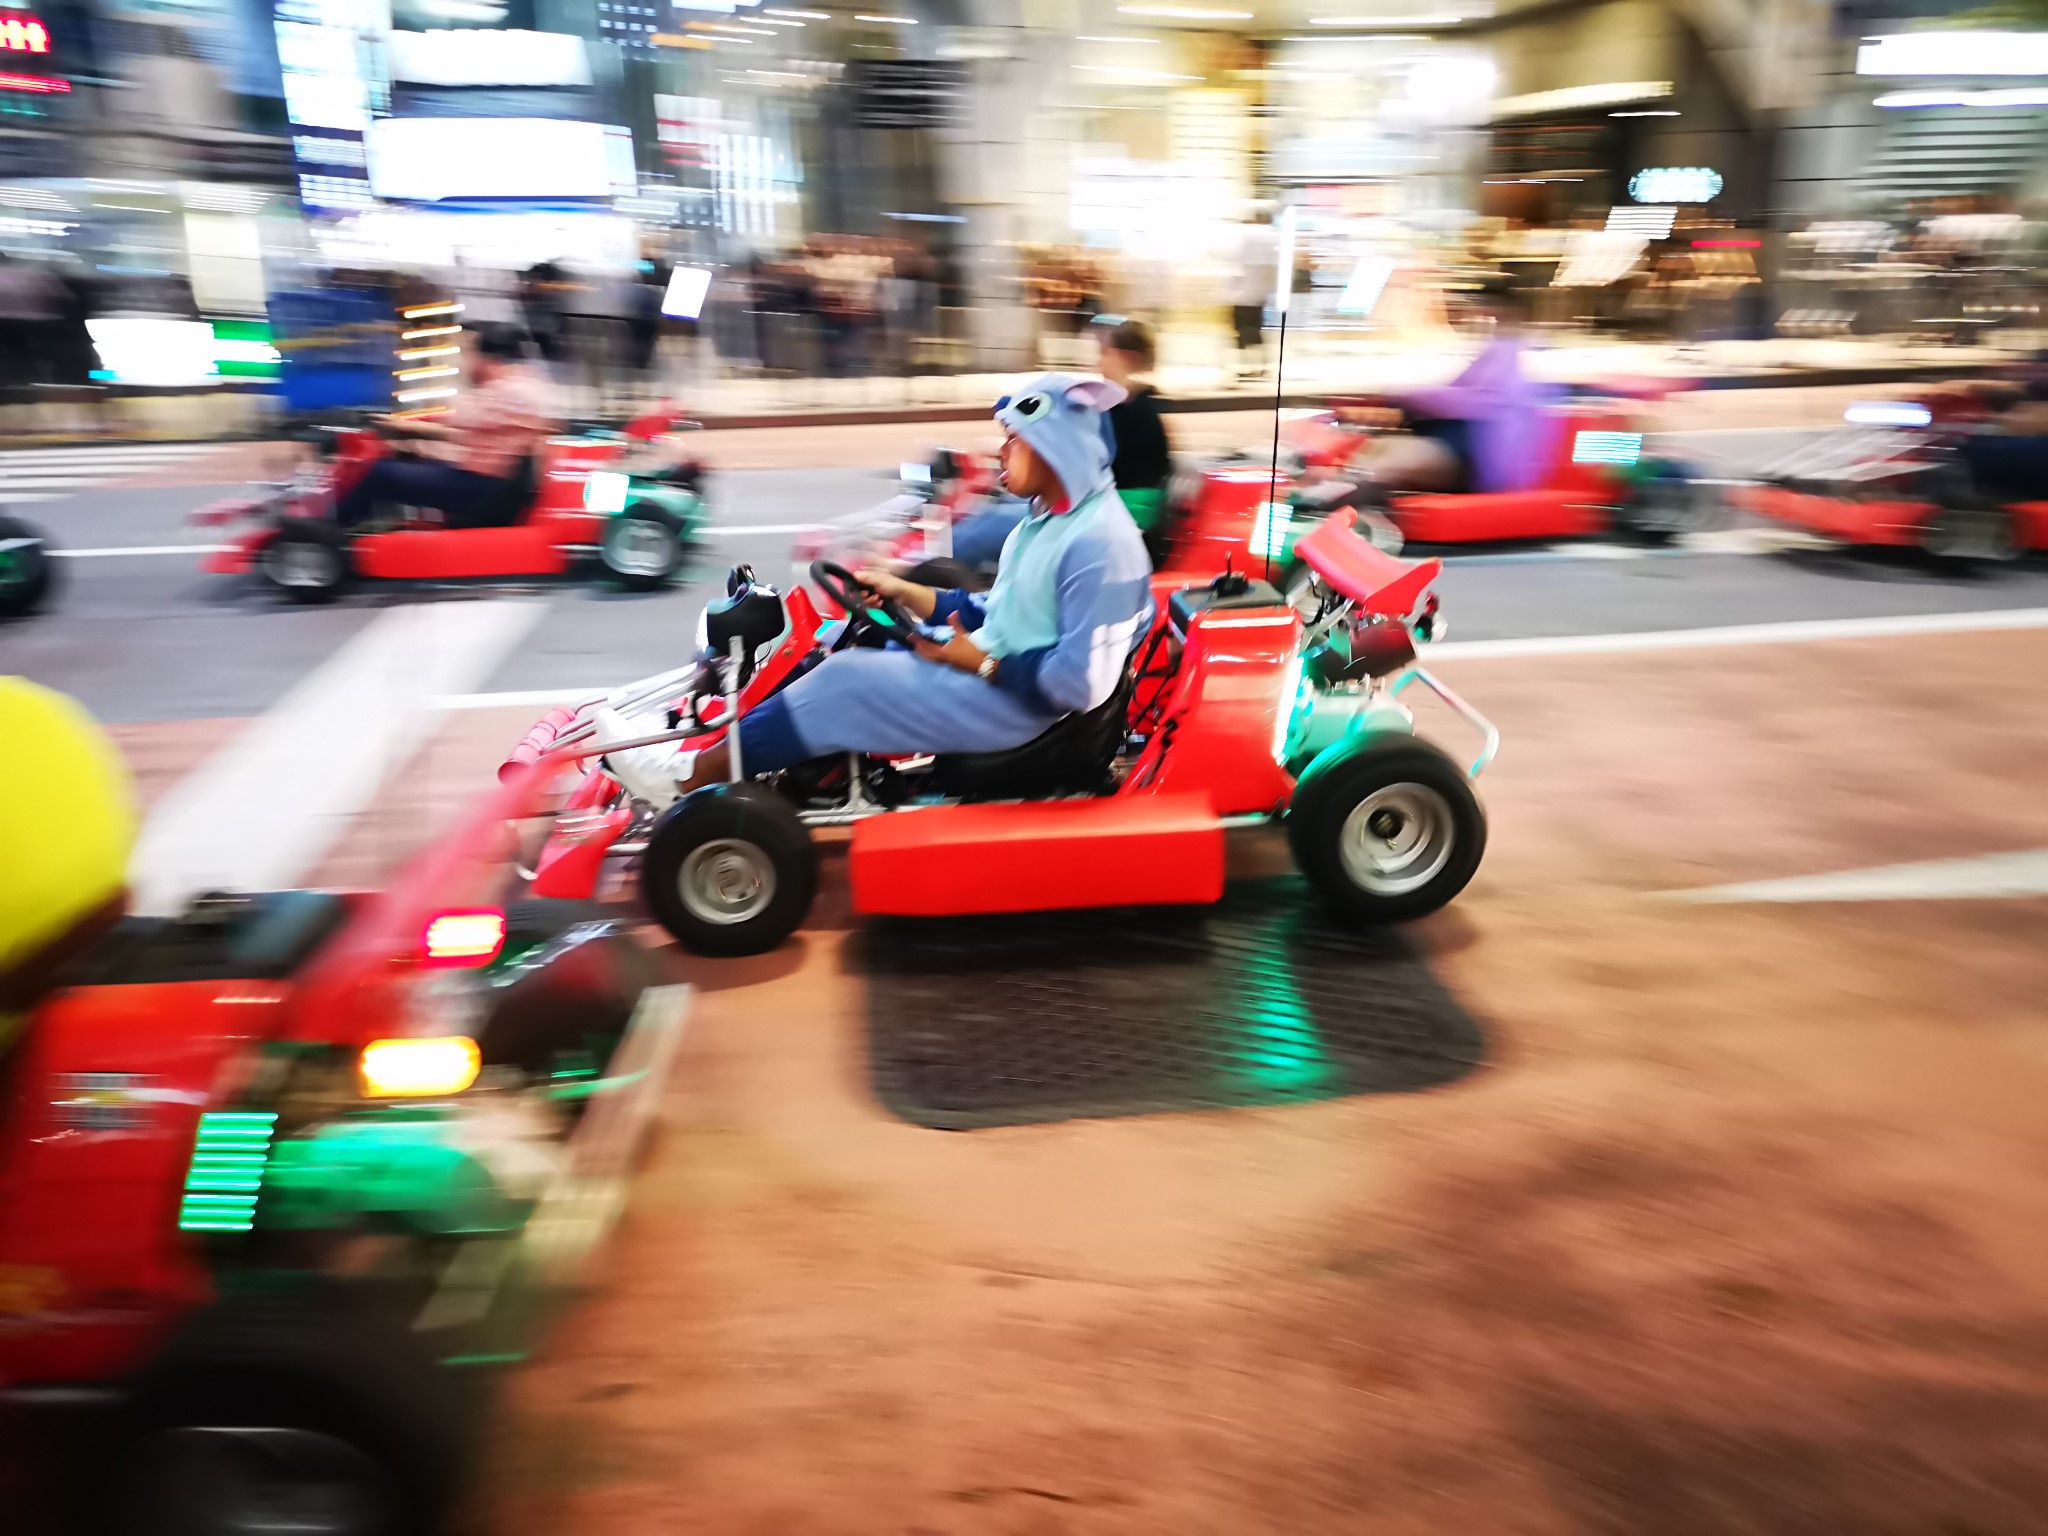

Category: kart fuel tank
[848, 794, 1224, 918]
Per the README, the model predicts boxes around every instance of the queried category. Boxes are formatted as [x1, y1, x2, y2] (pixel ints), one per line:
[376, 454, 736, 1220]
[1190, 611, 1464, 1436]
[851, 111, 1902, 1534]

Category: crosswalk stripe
[0, 444, 221, 460]
[130, 598, 547, 914]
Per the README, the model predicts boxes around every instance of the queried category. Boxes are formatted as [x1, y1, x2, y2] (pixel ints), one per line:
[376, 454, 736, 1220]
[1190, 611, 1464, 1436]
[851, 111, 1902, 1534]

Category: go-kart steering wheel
[810, 559, 918, 647]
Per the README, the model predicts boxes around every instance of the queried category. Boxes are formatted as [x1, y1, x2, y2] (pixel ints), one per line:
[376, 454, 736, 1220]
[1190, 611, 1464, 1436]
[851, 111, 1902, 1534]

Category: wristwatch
[976, 654, 998, 682]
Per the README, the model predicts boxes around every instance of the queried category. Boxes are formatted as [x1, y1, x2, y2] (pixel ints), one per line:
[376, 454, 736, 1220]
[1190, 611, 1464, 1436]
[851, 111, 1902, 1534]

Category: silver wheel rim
[609, 518, 675, 577]
[679, 838, 775, 926]
[1928, 507, 2014, 561]
[1339, 783, 1455, 896]
[263, 540, 340, 589]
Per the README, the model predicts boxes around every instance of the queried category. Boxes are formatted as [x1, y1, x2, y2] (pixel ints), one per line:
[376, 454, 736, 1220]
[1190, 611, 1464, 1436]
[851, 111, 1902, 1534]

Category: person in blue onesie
[683, 374, 1154, 787]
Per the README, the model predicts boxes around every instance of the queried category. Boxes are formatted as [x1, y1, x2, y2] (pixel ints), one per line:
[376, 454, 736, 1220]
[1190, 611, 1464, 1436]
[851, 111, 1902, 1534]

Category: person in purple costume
[1353, 277, 1564, 495]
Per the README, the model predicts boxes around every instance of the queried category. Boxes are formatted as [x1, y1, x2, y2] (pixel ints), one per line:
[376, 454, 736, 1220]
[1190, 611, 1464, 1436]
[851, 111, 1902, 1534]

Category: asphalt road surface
[10, 429, 2048, 724]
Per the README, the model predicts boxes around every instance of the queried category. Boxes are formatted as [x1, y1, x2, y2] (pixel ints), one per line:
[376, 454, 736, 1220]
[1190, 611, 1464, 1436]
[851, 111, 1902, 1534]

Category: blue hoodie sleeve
[928, 588, 987, 631]
[988, 528, 1152, 714]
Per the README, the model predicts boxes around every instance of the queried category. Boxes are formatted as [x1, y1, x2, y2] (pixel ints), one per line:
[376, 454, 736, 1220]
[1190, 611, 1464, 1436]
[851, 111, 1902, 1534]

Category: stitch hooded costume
[735, 374, 1153, 772]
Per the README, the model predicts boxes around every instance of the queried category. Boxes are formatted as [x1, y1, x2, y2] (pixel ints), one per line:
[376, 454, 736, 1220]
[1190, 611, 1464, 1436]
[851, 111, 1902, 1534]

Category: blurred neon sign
[1629, 166, 1721, 204]
[0, 72, 66, 93]
[0, 18, 49, 52]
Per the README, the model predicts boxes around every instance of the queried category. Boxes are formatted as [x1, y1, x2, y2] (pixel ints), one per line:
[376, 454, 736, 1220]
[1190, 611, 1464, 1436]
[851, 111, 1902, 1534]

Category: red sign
[0, 72, 65, 93]
[0, 18, 49, 53]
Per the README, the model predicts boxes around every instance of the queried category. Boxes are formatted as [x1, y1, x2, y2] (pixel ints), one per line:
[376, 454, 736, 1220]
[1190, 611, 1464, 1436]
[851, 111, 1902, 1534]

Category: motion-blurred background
[0, 0, 2040, 436]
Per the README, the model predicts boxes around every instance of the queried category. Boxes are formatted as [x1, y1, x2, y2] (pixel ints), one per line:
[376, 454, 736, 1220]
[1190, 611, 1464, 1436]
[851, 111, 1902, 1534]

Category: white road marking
[130, 598, 546, 914]
[1428, 606, 2048, 661]
[441, 687, 592, 710]
[49, 544, 236, 558]
[1665, 850, 2048, 904]
[439, 604, 2048, 709]
[0, 494, 62, 503]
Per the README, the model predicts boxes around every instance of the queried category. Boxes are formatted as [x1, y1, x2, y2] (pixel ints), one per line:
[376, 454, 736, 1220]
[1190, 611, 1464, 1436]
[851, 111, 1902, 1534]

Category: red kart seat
[1293, 511, 1441, 619]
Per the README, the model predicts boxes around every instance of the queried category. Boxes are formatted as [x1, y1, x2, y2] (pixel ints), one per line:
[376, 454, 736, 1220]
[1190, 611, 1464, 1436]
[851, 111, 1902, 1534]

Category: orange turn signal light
[359, 1036, 482, 1099]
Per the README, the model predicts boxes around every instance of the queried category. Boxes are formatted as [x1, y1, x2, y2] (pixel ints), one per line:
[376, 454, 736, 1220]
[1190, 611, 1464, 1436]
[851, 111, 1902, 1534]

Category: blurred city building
[0, 0, 2032, 430]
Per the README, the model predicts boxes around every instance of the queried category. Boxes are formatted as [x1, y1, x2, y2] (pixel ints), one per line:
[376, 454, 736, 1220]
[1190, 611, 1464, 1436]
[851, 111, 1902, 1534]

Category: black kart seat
[930, 660, 1138, 802]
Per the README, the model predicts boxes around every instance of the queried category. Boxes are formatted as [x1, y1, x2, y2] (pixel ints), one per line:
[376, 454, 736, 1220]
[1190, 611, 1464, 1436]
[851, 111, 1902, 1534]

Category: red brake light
[421, 908, 506, 968]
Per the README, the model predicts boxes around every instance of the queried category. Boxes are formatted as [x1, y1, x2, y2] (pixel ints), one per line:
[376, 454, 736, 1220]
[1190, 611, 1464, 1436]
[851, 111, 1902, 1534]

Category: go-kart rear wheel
[1919, 502, 2018, 564]
[260, 520, 352, 604]
[641, 782, 816, 956]
[1288, 738, 1485, 924]
[0, 511, 55, 617]
[105, 1290, 474, 1536]
[1616, 473, 1719, 544]
[601, 503, 687, 590]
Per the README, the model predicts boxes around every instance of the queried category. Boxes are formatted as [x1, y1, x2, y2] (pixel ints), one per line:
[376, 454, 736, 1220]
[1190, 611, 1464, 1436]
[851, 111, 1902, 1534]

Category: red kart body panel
[849, 793, 1225, 916]
[1735, 484, 1931, 546]
[354, 522, 569, 579]
[1736, 483, 2048, 552]
[0, 763, 552, 1390]
[1124, 601, 1300, 816]
[0, 983, 263, 1385]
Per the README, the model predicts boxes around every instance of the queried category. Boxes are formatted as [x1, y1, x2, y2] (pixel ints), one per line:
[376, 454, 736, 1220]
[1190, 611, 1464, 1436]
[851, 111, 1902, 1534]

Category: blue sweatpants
[737, 647, 1056, 773]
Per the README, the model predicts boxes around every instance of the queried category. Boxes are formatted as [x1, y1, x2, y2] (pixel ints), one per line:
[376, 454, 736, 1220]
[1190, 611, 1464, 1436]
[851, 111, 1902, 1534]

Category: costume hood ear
[1062, 377, 1128, 413]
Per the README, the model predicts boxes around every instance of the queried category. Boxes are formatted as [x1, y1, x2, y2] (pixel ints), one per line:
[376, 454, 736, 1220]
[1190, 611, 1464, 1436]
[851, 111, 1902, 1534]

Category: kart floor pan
[858, 876, 1484, 1131]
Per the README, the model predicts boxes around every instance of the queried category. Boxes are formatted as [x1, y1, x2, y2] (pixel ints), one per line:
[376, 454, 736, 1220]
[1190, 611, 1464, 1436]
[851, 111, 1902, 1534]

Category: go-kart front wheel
[0, 511, 55, 617]
[600, 504, 688, 590]
[641, 783, 817, 956]
[1288, 738, 1485, 924]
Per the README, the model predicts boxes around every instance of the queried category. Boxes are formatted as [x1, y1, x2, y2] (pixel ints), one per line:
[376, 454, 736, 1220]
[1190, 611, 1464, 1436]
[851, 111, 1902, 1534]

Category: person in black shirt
[1093, 317, 1173, 533]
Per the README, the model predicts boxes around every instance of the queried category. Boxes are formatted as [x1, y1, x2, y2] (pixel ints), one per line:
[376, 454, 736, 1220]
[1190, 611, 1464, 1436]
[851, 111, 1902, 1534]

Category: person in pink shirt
[336, 324, 560, 528]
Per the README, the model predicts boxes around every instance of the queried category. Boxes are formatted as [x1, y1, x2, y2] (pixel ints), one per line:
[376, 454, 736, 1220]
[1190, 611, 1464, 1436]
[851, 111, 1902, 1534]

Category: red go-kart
[1173, 388, 1716, 607]
[0, 761, 683, 1533]
[193, 403, 710, 604]
[498, 511, 1498, 958]
[1730, 391, 2048, 561]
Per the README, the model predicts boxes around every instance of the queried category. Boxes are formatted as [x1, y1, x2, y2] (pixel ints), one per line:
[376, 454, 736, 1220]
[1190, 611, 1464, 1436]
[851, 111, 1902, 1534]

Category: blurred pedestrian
[1228, 214, 1276, 383]
[1095, 317, 1172, 542]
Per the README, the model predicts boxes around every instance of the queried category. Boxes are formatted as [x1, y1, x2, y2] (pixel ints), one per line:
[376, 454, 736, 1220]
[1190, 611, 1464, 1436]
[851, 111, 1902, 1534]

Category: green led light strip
[178, 1111, 278, 1233]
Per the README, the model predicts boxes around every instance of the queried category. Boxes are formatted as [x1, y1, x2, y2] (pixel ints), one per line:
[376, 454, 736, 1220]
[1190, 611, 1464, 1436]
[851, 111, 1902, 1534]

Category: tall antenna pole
[1265, 204, 1297, 586]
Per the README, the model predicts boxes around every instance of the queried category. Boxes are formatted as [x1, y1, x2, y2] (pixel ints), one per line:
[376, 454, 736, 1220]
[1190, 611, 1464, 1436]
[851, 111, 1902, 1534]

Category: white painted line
[704, 522, 823, 536]
[1665, 849, 2048, 904]
[0, 494, 63, 504]
[1427, 607, 2048, 661]
[0, 476, 190, 490]
[50, 544, 235, 558]
[0, 444, 222, 460]
[130, 598, 546, 915]
[441, 687, 591, 711]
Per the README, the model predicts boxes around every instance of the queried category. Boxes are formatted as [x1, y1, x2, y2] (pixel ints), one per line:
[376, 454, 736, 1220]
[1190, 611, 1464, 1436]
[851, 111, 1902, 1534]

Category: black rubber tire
[641, 782, 817, 956]
[0, 512, 54, 617]
[1919, 501, 2018, 564]
[1615, 474, 1718, 544]
[600, 502, 686, 590]
[102, 1288, 476, 1536]
[259, 519, 352, 604]
[902, 556, 976, 590]
[1287, 737, 1486, 924]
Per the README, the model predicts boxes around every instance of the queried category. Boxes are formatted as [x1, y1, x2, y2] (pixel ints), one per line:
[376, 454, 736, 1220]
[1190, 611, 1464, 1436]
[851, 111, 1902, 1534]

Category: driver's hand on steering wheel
[853, 567, 940, 621]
